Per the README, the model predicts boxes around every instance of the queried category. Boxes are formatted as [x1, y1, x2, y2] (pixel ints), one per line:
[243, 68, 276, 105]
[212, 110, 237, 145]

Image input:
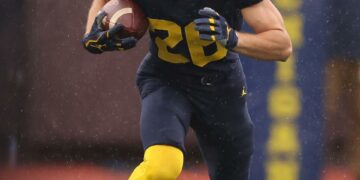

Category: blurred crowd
[323, 0, 360, 179]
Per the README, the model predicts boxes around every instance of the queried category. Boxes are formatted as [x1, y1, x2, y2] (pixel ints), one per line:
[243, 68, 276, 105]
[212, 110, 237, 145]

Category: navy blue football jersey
[134, 0, 262, 69]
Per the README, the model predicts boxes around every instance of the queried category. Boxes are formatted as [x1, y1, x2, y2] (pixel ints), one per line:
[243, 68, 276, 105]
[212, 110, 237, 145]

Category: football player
[82, 0, 292, 179]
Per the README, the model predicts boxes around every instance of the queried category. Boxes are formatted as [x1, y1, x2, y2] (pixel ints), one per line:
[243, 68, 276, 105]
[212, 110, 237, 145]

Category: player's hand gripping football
[194, 7, 238, 50]
[82, 11, 137, 54]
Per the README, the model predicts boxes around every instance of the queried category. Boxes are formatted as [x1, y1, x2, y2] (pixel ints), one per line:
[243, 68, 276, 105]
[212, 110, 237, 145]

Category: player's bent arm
[85, 0, 109, 34]
[233, 0, 292, 61]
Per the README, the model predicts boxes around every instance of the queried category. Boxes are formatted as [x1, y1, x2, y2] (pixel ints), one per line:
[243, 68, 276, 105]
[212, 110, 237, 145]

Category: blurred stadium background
[0, 0, 359, 180]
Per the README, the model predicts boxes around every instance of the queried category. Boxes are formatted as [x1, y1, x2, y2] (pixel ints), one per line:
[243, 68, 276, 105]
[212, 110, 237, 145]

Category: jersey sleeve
[236, 0, 263, 9]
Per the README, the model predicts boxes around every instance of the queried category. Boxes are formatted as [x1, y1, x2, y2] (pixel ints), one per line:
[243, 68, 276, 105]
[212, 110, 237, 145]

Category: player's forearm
[85, 0, 109, 34]
[233, 30, 292, 62]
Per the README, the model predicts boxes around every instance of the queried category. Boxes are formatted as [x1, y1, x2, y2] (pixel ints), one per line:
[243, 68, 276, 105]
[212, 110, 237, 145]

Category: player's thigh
[192, 95, 253, 180]
[140, 85, 192, 152]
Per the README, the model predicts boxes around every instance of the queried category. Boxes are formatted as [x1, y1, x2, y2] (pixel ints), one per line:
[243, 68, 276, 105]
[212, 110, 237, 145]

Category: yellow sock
[129, 145, 184, 180]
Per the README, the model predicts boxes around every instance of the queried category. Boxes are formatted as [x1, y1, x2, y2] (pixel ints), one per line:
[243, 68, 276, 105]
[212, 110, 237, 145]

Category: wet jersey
[132, 2, 262, 179]
[134, 0, 262, 71]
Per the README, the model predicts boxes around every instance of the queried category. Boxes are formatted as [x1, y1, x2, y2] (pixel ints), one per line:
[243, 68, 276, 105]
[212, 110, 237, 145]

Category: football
[101, 0, 148, 40]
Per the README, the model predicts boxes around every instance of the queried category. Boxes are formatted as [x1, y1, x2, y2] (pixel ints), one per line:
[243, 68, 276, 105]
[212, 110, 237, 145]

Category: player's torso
[134, 0, 243, 68]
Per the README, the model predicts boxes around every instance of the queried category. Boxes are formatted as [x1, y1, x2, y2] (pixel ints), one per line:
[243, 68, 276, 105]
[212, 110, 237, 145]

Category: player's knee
[131, 145, 184, 180]
[145, 145, 183, 179]
[146, 164, 182, 180]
